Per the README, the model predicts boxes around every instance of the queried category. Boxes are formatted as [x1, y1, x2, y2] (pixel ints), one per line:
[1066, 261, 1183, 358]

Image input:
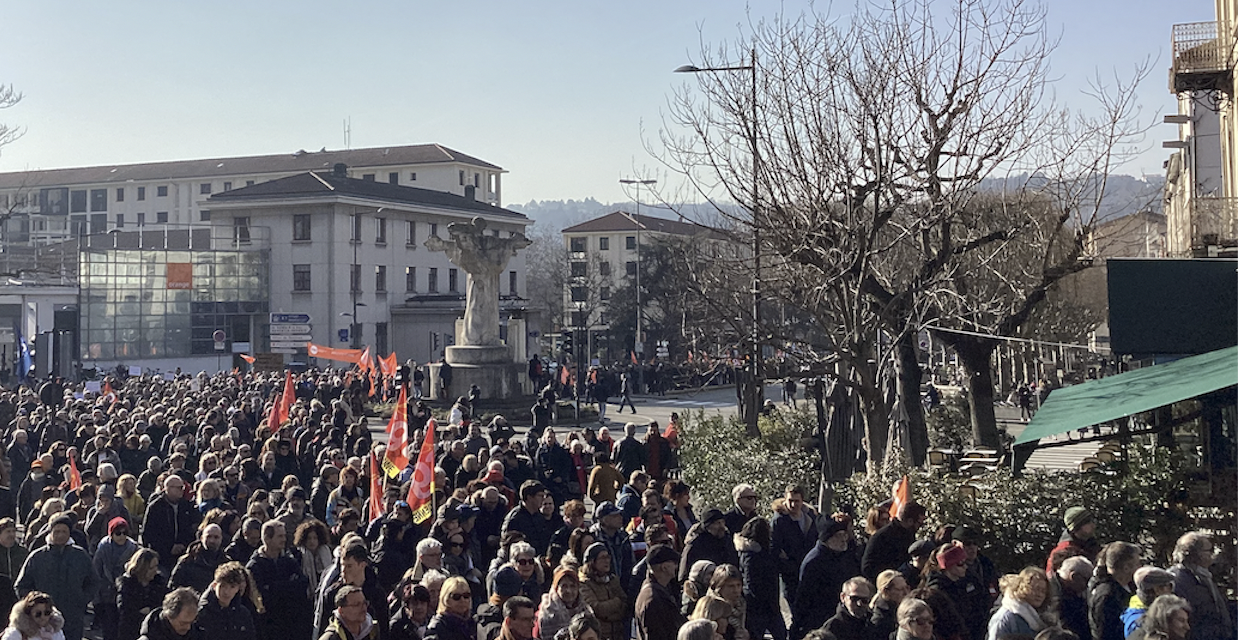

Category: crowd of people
[0, 369, 1226, 640]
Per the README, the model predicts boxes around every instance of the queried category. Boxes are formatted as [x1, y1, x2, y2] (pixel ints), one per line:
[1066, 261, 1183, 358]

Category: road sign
[269, 347, 298, 355]
[212, 330, 227, 342]
[270, 313, 311, 324]
[271, 335, 311, 344]
[231, 342, 251, 353]
[270, 341, 309, 350]
[271, 324, 312, 335]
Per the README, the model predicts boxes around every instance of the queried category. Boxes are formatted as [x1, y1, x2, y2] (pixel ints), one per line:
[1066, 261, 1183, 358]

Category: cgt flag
[407, 417, 437, 524]
[381, 385, 410, 477]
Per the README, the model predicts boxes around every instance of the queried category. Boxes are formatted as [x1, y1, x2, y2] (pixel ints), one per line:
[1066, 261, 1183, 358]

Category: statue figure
[425, 217, 531, 347]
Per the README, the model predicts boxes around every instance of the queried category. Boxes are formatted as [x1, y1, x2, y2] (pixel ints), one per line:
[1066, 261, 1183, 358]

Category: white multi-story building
[0, 144, 504, 246]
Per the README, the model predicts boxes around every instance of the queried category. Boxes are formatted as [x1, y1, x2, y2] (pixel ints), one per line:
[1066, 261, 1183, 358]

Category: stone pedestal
[429, 345, 524, 401]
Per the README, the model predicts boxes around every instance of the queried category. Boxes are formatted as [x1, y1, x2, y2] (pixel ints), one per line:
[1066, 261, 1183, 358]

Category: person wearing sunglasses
[2, 591, 64, 640]
[896, 598, 935, 640]
[425, 575, 478, 640]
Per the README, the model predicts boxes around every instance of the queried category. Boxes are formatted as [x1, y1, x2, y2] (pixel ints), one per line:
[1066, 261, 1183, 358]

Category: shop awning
[1015, 346, 1238, 445]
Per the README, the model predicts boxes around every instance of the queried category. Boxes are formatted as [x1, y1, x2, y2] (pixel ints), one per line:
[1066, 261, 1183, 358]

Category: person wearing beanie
[536, 567, 591, 640]
[1122, 567, 1176, 637]
[926, 542, 989, 640]
[953, 526, 1000, 608]
[898, 539, 934, 590]
[15, 512, 97, 640]
[790, 515, 861, 639]
[1046, 506, 1101, 572]
[478, 566, 526, 640]
[92, 516, 137, 640]
[636, 544, 685, 640]
[677, 508, 738, 584]
[579, 541, 628, 640]
[861, 501, 927, 582]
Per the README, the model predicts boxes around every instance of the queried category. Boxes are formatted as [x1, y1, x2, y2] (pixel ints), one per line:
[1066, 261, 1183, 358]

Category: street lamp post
[619, 178, 656, 385]
[676, 47, 763, 433]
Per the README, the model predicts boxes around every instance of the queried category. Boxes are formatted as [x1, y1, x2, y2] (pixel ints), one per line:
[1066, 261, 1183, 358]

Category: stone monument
[425, 217, 532, 400]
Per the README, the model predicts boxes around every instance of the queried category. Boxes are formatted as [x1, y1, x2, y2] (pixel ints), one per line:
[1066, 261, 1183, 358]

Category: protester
[426, 576, 478, 640]
[579, 542, 627, 640]
[1090, 542, 1142, 640]
[770, 485, 817, 610]
[138, 587, 201, 640]
[896, 598, 936, 640]
[92, 516, 137, 640]
[318, 584, 380, 640]
[1053, 555, 1094, 640]
[247, 520, 312, 640]
[195, 561, 260, 640]
[736, 518, 785, 640]
[14, 514, 96, 640]
[985, 568, 1053, 640]
[870, 570, 910, 640]
[636, 545, 686, 640]
[1167, 531, 1233, 640]
[791, 516, 859, 638]
[2, 591, 65, 640]
[1127, 595, 1191, 640]
[537, 568, 592, 640]
[117, 549, 167, 640]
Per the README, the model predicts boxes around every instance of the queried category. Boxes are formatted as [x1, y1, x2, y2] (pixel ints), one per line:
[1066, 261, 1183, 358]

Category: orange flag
[890, 475, 911, 518]
[407, 417, 437, 524]
[265, 386, 283, 428]
[630, 350, 638, 365]
[368, 364, 378, 398]
[382, 385, 410, 476]
[279, 370, 296, 424]
[240, 354, 256, 364]
[379, 353, 398, 377]
[307, 343, 365, 364]
[368, 451, 385, 521]
[101, 379, 116, 401]
[68, 451, 82, 491]
[559, 364, 570, 386]
[358, 346, 372, 372]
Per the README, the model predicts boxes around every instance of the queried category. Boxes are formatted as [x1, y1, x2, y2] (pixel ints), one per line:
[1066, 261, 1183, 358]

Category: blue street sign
[271, 313, 312, 324]
[338, 329, 350, 343]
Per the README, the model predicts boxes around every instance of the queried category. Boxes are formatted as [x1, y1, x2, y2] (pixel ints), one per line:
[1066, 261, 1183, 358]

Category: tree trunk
[953, 337, 1002, 449]
[736, 369, 762, 437]
[854, 359, 888, 473]
[895, 333, 929, 465]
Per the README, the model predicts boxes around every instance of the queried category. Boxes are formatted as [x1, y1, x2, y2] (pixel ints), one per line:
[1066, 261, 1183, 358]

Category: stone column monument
[425, 217, 531, 400]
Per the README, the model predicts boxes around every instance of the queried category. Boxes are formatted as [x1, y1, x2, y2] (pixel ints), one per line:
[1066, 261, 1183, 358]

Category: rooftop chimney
[332, 163, 348, 178]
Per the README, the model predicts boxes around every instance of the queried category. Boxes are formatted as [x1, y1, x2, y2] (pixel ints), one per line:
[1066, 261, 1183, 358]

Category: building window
[410, 172, 417, 181]
[137, 186, 146, 201]
[459, 170, 465, 185]
[599, 261, 611, 277]
[199, 183, 212, 195]
[626, 236, 637, 250]
[376, 217, 387, 244]
[599, 237, 609, 250]
[600, 286, 610, 300]
[90, 189, 107, 212]
[234, 216, 250, 244]
[509, 270, 517, 295]
[376, 322, 389, 355]
[157, 186, 168, 197]
[157, 211, 168, 223]
[406, 266, 417, 292]
[570, 262, 587, 278]
[474, 173, 480, 187]
[350, 264, 362, 292]
[223, 181, 232, 191]
[626, 261, 636, 277]
[406, 220, 416, 245]
[293, 214, 312, 241]
[246, 180, 255, 186]
[388, 172, 399, 184]
[430, 223, 438, 237]
[115, 214, 125, 228]
[136, 213, 145, 227]
[200, 210, 211, 221]
[569, 237, 586, 252]
[116, 187, 124, 202]
[70, 190, 87, 213]
[293, 264, 311, 291]
[90, 214, 107, 234]
[571, 311, 586, 328]
[362, 174, 375, 181]
[351, 214, 362, 241]
[428, 268, 438, 293]
[376, 265, 387, 292]
[448, 268, 459, 293]
[571, 286, 587, 302]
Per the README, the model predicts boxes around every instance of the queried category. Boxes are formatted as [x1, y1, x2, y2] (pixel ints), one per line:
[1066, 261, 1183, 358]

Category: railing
[1173, 21, 1230, 74]
[1191, 196, 1238, 248]
[77, 225, 272, 252]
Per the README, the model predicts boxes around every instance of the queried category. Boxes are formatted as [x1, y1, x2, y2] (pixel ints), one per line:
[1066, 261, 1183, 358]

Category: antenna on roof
[343, 117, 351, 150]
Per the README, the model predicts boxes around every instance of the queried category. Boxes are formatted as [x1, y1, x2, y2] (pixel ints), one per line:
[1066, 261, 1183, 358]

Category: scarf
[1001, 594, 1047, 633]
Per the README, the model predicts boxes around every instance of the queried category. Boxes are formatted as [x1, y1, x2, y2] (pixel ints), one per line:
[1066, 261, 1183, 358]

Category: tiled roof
[0, 143, 501, 189]
[561, 211, 712, 235]
[209, 171, 527, 219]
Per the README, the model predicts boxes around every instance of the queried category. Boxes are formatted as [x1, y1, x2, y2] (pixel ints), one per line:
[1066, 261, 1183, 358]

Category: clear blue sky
[0, 1, 1214, 206]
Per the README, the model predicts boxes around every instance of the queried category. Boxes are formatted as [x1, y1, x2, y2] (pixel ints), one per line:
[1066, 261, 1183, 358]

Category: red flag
[369, 451, 386, 520]
[407, 418, 437, 524]
[559, 364, 569, 386]
[890, 475, 911, 518]
[278, 370, 295, 426]
[265, 386, 283, 428]
[368, 365, 378, 398]
[101, 379, 116, 401]
[631, 350, 638, 365]
[382, 386, 410, 476]
[358, 346, 372, 372]
[240, 354, 256, 364]
[68, 451, 82, 491]
[379, 353, 398, 376]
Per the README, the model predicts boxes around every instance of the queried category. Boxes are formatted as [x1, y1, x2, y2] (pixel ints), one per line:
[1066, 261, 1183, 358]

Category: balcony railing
[1191, 197, 1238, 249]
[1171, 21, 1233, 92]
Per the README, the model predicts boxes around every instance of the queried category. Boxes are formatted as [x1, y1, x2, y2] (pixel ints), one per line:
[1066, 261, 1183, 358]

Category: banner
[307, 343, 365, 364]
[407, 417, 437, 524]
[382, 386, 410, 477]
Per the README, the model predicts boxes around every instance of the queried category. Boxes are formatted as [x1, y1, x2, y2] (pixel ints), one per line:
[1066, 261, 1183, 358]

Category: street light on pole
[619, 178, 656, 367]
[676, 47, 763, 433]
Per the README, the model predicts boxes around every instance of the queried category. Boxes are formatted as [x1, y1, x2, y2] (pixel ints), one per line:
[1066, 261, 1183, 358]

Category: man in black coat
[500, 481, 555, 555]
[860, 502, 926, 581]
[246, 520, 311, 640]
[723, 484, 760, 535]
[141, 476, 199, 570]
[821, 577, 876, 640]
[771, 485, 817, 608]
[678, 509, 739, 582]
[791, 517, 861, 639]
[636, 545, 686, 640]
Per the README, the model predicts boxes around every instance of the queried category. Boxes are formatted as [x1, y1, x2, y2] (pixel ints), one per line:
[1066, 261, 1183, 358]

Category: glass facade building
[78, 227, 270, 360]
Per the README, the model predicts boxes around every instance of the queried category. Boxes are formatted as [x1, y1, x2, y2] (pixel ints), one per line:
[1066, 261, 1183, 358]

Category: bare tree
[655, 0, 1146, 468]
[0, 84, 21, 153]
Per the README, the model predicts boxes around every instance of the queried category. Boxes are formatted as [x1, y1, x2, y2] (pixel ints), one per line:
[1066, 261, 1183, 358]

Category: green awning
[1015, 346, 1238, 445]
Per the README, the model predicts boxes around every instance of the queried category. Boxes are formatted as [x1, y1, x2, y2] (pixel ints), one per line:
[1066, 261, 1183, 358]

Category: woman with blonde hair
[2, 591, 65, 640]
[117, 474, 145, 530]
[425, 575, 477, 640]
[691, 596, 736, 640]
[987, 567, 1055, 640]
[117, 548, 166, 640]
[871, 569, 910, 640]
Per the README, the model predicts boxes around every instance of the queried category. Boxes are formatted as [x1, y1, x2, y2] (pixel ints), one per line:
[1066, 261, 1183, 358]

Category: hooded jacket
[580, 568, 627, 640]
[1120, 593, 1148, 639]
[0, 606, 64, 640]
[736, 535, 780, 619]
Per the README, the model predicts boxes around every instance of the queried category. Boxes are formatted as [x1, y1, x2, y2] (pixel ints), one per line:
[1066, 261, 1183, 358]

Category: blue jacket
[1120, 593, 1148, 638]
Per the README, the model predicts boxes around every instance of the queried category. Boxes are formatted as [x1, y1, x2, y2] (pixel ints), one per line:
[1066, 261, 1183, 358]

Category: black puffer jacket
[737, 535, 780, 619]
[194, 587, 258, 640]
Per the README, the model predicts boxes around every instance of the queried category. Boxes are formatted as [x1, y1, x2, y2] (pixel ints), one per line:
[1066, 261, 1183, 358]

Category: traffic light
[563, 333, 574, 356]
